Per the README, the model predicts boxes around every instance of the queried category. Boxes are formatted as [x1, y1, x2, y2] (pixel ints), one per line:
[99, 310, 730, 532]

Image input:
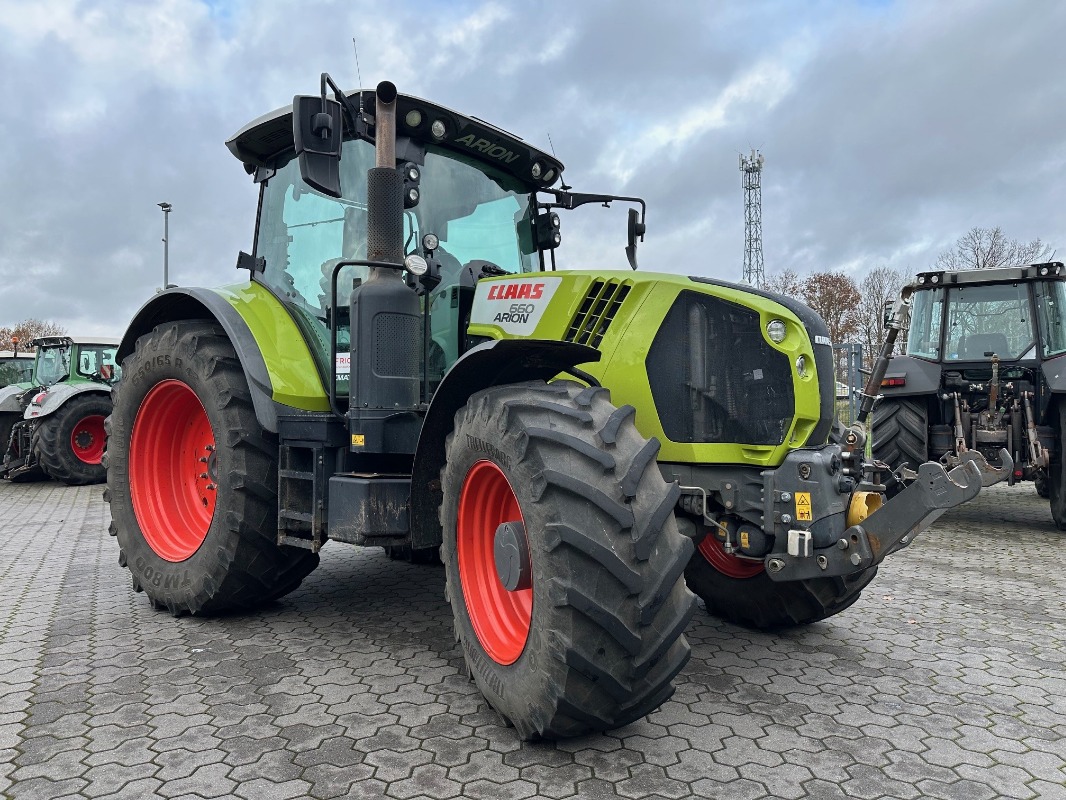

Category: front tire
[105, 321, 319, 614]
[34, 394, 111, 485]
[871, 397, 928, 471]
[685, 536, 879, 629]
[440, 381, 696, 740]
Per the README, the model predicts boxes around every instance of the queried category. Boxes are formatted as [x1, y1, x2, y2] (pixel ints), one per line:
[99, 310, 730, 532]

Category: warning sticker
[351, 434, 365, 448]
[795, 492, 812, 521]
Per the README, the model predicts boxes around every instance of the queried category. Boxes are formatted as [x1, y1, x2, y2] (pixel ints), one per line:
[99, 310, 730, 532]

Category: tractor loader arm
[765, 457, 983, 582]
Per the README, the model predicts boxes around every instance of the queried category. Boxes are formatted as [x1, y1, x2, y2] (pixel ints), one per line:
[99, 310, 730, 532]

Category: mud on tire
[105, 321, 319, 614]
[34, 394, 111, 485]
[440, 381, 696, 740]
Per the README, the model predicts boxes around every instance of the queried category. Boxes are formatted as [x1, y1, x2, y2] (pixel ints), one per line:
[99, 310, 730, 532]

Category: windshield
[255, 140, 536, 320]
[906, 288, 944, 360]
[36, 346, 71, 386]
[943, 283, 1034, 361]
[0, 357, 33, 387]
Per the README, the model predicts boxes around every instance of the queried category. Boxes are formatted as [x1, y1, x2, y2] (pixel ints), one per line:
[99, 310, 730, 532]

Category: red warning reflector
[881, 377, 906, 387]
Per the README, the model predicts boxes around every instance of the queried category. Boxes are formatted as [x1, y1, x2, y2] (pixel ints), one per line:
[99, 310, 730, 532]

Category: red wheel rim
[129, 380, 216, 562]
[457, 460, 532, 665]
[697, 533, 764, 579]
[70, 414, 106, 464]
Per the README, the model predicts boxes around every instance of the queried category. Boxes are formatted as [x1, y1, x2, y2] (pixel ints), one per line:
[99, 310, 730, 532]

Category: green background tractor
[1, 336, 119, 484]
[873, 263, 1066, 527]
[105, 79, 981, 739]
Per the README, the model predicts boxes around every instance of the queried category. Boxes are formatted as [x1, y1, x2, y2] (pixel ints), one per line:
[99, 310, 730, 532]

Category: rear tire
[1049, 404, 1066, 530]
[105, 321, 319, 614]
[686, 541, 879, 629]
[440, 381, 695, 740]
[871, 397, 928, 471]
[1035, 471, 1049, 499]
[34, 394, 111, 485]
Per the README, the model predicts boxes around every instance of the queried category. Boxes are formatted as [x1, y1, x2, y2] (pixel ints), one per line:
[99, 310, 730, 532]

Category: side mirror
[882, 299, 894, 327]
[626, 207, 646, 271]
[293, 95, 343, 197]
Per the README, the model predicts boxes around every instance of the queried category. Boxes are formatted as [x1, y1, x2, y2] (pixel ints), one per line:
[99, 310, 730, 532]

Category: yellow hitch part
[847, 491, 884, 528]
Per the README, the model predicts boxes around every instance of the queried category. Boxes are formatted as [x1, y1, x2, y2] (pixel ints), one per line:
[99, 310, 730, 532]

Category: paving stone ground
[1, 480, 1064, 799]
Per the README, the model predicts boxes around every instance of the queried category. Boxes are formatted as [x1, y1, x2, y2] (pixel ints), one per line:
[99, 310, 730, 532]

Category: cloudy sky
[0, 0, 1062, 337]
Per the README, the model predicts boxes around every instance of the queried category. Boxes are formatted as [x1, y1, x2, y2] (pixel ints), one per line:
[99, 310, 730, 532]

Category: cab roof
[31, 335, 120, 348]
[226, 87, 564, 191]
[914, 262, 1065, 288]
[0, 351, 33, 359]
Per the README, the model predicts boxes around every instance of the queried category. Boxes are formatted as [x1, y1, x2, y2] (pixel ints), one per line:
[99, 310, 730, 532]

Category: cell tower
[740, 149, 765, 288]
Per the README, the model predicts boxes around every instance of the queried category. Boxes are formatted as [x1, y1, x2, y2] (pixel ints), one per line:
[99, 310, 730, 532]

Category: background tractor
[0, 343, 34, 389]
[1, 336, 119, 485]
[873, 263, 1066, 526]
[105, 78, 982, 740]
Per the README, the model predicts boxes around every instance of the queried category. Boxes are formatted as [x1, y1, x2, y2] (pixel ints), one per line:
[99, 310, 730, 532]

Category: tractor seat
[960, 333, 1010, 359]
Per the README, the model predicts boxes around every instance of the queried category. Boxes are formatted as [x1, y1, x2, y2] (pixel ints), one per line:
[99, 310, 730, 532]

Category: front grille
[646, 291, 794, 445]
[565, 280, 631, 347]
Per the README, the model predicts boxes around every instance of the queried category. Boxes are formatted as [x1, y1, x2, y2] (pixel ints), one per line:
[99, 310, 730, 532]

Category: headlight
[795, 355, 808, 377]
[766, 319, 787, 343]
[404, 254, 429, 276]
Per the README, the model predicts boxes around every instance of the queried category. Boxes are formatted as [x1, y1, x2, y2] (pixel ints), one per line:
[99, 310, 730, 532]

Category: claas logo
[486, 283, 545, 301]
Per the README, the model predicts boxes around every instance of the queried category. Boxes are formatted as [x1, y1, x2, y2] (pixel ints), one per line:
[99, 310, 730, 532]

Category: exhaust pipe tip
[376, 81, 397, 105]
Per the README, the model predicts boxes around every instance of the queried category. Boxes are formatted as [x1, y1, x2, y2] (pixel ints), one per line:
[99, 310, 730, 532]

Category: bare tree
[763, 267, 804, 298]
[936, 227, 1054, 271]
[0, 319, 67, 352]
[857, 266, 908, 364]
[801, 271, 862, 345]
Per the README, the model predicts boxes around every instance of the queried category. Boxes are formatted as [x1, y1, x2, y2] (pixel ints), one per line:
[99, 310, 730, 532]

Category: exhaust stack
[366, 81, 403, 266]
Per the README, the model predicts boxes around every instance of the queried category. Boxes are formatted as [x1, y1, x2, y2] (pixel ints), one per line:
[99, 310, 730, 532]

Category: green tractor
[1, 336, 120, 484]
[105, 78, 983, 739]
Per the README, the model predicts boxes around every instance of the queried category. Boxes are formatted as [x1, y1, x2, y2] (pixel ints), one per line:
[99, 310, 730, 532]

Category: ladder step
[279, 469, 314, 481]
[279, 510, 313, 523]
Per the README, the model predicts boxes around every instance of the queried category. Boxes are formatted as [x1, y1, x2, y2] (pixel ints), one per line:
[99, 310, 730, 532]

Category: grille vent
[565, 281, 631, 347]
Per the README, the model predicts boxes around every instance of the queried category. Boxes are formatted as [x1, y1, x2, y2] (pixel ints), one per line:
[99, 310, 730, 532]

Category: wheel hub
[129, 380, 216, 562]
[494, 521, 531, 592]
[457, 459, 533, 665]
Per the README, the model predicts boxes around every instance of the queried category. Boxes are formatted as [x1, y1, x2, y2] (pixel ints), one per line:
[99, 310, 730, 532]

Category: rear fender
[24, 383, 111, 420]
[879, 355, 943, 397]
[409, 339, 600, 549]
[119, 287, 282, 432]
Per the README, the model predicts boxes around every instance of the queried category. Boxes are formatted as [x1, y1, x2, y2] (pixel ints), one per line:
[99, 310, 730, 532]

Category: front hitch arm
[765, 458, 983, 582]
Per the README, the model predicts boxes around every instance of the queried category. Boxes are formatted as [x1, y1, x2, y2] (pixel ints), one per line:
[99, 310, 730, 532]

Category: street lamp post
[157, 202, 172, 290]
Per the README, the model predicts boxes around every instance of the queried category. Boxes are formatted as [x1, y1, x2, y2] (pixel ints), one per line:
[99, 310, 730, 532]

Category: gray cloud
[0, 0, 1062, 337]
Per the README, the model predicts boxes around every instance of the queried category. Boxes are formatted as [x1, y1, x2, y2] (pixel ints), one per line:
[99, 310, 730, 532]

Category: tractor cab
[228, 83, 645, 403]
[876, 263, 1066, 516]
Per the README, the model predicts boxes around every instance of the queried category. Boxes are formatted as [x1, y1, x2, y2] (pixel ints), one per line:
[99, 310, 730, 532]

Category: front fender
[408, 339, 600, 549]
[25, 383, 111, 420]
[0, 385, 26, 414]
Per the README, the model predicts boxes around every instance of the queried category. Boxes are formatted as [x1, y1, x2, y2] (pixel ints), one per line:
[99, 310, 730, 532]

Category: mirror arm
[321, 72, 371, 141]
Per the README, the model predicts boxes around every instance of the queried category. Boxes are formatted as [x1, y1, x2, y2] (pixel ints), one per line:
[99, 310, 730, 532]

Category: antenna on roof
[352, 38, 365, 116]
